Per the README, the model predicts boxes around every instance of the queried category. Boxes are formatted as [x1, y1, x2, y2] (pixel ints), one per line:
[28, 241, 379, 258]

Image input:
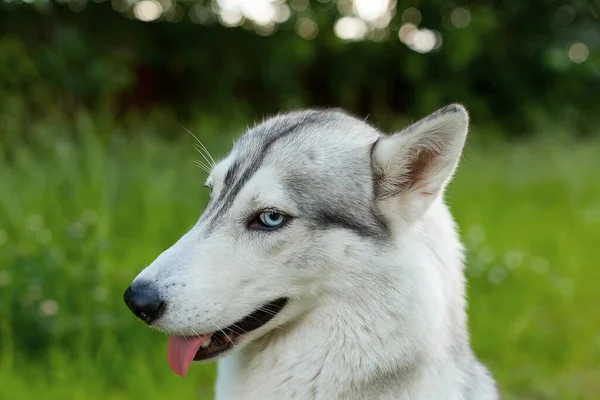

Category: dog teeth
[201, 338, 212, 348]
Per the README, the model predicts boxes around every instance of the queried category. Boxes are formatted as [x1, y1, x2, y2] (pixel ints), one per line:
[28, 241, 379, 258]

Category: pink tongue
[168, 334, 212, 377]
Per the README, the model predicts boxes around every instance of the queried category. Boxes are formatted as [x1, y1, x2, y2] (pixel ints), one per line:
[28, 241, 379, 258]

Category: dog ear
[371, 104, 468, 215]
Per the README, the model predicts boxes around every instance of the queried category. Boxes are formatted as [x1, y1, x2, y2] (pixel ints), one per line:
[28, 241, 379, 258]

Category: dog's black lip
[193, 297, 288, 361]
[225, 297, 288, 334]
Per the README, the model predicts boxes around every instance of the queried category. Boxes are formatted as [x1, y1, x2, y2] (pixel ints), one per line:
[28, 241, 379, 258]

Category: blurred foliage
[0, 0, 599, 136]
[0, 108, 599, 398]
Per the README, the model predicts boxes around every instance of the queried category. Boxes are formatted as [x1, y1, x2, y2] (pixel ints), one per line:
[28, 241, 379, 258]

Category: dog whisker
[184, 126, 216, 167]
[192, 144, 214, 170]
[194, 159, 211, 173]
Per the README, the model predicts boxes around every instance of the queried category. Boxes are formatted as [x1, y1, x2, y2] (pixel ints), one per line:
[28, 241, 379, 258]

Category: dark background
[2, 0, 599, 135]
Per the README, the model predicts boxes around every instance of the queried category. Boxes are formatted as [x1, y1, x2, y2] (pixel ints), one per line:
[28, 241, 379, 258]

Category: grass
[1, 111, 599, 400]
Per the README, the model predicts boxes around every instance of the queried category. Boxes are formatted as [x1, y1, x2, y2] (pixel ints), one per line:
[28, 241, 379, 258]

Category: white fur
[130, 105, 498, 399]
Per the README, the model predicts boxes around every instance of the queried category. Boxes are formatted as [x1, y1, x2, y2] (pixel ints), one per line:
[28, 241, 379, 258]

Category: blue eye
[248, 209, 290, 231]
[259, 211, 286, 228]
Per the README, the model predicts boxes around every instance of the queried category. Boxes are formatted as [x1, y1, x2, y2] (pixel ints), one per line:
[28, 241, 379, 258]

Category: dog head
[124, 105, 469, 377]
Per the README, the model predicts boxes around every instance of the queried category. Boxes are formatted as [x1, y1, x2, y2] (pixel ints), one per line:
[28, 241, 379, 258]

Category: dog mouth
[167, 297, 288, 377]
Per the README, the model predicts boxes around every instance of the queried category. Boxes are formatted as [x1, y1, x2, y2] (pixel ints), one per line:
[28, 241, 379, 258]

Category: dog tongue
[168, 334, 212, 377]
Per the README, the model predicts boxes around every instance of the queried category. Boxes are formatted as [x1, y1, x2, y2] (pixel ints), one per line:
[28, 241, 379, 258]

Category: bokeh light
[334, 16, 368, 41]
[554, 5, 576, 26]
[568, 42, 590, 63]
[289, 0, 308, 12]
[39, 299, 59, 317]
[134, 0, 163, 22]
[219, 9, 244, 26]
[216, 0, 277, 26]
[296, 17, 319, 40]
[189, 4, 212, 24]
[398, 23, 417, 43]
[402, 7, 421, 26]
[353, 0, 389, 22]
[450, 7, 471, 29]
[399, 23, 442, 53]
[337, 0, 353, 16]
[274, 3, 291, 23]
[411, 28, 436, 53]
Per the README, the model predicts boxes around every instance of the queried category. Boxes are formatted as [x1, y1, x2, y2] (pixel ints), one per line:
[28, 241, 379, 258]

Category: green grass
[1, 112, 599, 399]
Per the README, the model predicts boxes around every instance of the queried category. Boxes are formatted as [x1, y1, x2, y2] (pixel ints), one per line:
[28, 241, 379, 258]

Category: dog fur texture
[129, 104, 498, 399]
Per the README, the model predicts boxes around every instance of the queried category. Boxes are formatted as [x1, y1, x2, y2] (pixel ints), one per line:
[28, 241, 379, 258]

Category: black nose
[123, 282, 165, 325]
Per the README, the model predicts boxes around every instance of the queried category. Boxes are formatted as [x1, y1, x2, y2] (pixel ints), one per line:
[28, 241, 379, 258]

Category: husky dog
[124, 104, 498, 399]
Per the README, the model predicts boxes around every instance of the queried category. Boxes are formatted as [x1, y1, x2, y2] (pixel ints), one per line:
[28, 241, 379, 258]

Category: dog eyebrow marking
[312, 210, 389, 239]
[200, 113, 319, 234]
[284, 174, 390, 240]
[222, 160, 241, 188]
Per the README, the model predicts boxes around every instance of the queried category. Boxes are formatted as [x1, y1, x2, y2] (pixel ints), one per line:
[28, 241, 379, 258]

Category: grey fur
[200, 109, 390, 239]
[200, 113, 320, 234]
